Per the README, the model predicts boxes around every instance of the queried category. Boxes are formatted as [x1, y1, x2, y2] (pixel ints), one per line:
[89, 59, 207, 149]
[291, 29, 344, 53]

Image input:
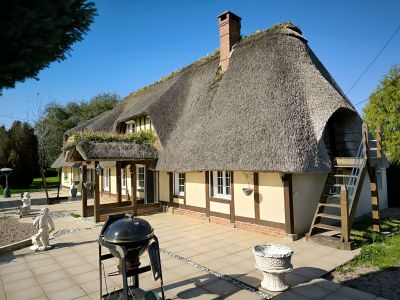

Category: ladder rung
[317, 213, 341, 220]
[322, 194, 340, 198]
[369, 147, 377, 151]
[319, 202, 341, 208]
[334, 165, 355, 168]
[314, 223, 341, 232]
[332, 174, 356, 178]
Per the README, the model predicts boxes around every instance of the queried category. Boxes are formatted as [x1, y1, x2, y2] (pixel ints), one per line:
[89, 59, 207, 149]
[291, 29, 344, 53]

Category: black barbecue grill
[98, 214, 165, 300]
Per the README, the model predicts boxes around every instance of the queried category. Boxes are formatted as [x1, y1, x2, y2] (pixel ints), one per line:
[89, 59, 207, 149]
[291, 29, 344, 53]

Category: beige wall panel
[210, 201, 230, 214]
[292, 174, 327, 234]
[233, 171, 255, 218]
[258, 172, 285, 223]
[173, 197, 184, 204]
[185, 172, 206, 208]
[159, 171, 170, 202]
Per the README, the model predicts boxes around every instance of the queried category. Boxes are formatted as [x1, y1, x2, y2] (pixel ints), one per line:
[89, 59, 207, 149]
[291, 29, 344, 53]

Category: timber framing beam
[82, 165, 88, 217]
[282, 174, 295, 235]
[130, 162, 137, 215]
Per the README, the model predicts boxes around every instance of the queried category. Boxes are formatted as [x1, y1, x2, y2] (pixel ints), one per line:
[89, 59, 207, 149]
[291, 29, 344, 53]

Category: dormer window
[126, 120, 136, 134]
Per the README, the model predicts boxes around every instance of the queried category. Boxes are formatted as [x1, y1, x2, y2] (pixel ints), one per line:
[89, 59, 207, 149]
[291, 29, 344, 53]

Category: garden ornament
[31, 208, 55, 252]
[18, 192, 31, 217]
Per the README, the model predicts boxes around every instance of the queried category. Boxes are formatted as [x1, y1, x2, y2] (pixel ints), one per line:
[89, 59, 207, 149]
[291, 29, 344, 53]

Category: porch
[0, 210, 372, 300]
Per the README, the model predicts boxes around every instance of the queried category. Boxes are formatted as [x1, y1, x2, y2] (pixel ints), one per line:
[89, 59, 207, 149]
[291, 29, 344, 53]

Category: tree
[0, 0, 97, 92]
[363, 65, 400, 164]
[0, 122, 39, 189]
[34, 92, 120, 168]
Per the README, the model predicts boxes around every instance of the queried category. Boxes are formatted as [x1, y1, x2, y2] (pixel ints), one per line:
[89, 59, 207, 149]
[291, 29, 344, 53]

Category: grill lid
[103, 215, 154, 244]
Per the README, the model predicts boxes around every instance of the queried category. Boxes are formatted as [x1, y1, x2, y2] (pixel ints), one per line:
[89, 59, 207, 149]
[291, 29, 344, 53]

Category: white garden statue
[31, 208, 55, 252]
[18, 192, 31, 217]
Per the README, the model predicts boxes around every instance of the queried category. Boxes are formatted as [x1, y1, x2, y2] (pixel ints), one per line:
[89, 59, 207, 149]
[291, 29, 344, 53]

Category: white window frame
[212, 171, 231, 199]
[174, 173, 185, 196]
[103, 168, 110, 192]
[126, 120, 136, 134]
[137, 165, 145, 191]
[121, 168, 127, 189]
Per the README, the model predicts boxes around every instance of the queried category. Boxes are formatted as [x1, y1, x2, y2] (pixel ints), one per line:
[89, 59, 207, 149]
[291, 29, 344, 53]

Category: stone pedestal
[253, 244, 293, 292]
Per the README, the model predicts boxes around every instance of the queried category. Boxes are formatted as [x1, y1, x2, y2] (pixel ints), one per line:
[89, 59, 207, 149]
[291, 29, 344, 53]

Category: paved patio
[0, 193, 385, 299]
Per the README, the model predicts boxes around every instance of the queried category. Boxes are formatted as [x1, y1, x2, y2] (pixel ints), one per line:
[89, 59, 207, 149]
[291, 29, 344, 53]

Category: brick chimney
[218, 11, 241, 72]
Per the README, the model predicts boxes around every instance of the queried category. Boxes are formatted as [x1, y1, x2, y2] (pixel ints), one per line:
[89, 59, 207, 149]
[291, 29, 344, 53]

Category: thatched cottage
[53, 12, 388, 244]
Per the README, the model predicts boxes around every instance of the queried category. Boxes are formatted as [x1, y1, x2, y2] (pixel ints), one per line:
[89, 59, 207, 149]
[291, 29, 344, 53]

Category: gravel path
[0, 216, 35, 246]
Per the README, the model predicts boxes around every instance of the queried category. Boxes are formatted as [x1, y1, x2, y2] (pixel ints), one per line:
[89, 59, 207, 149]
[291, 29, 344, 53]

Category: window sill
[210, 197, 231, 204]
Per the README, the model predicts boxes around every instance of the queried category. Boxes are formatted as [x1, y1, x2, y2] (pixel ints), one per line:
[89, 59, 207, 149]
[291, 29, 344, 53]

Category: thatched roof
[66, 26, 359, 173]
[51, 153, 75, 168]
[65, 141, 158, 162]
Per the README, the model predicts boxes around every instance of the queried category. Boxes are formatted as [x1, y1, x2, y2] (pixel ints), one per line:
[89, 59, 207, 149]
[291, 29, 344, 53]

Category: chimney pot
[218, 11, 241, 72]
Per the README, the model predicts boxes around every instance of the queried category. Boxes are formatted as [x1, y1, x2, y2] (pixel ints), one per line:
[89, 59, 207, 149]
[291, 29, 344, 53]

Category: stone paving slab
[0, 194, 385, 299]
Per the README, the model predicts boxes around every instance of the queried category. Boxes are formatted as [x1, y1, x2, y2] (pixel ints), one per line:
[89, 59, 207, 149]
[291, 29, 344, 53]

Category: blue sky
[1, 0, 399, 127]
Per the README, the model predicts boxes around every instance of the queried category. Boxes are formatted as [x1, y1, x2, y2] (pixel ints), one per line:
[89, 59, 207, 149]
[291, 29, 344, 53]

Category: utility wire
[346, 23, 400, 95]
[0, 113, 31, 123]
[353, 74, 400, 106]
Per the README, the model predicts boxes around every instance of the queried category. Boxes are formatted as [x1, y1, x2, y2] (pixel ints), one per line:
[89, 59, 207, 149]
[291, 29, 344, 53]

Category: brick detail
[218, 12, 241, 72]
[173, 207, 206, 221]
[170, 206, 285, 237]
[235, 221, 286, 238]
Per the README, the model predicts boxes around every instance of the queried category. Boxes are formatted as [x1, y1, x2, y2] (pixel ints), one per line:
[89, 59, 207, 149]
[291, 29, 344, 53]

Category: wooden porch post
[116, 161, 122, 204]
[130, 162, 137, 215]
[282, 174, 295, 235]
[340, 185, 350, 243]
[168, 172, 174, 207]
[94, 161, 100, 223]
[82, 164, 88, 217]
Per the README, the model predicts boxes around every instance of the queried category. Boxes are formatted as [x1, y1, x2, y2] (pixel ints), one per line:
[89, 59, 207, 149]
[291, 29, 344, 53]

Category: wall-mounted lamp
[95, 163, 102, 176]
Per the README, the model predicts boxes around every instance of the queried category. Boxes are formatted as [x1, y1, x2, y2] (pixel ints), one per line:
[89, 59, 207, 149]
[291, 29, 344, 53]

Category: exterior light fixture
[96, 163, 102, 176]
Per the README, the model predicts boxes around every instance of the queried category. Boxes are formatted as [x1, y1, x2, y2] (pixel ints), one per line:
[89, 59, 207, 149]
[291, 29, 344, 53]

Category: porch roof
[64, 141, 158, 162]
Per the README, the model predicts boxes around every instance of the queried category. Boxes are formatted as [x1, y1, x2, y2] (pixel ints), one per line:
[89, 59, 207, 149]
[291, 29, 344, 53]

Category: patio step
[306, 234, 353, 250]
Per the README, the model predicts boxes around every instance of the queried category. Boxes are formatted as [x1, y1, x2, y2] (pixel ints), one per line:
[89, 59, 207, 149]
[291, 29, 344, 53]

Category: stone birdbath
[253, 244, 293, 292]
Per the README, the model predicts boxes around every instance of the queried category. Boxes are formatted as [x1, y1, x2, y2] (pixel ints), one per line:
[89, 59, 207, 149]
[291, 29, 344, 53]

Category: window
[174, 173, 185, 196]
[212, 171, 231, 199]
[103, 168, 110, 191]
[137, 166, 145, 190]
[146, 116, 154, 131]
[121, 168, 127, 189]
[126, 121, 136, 133]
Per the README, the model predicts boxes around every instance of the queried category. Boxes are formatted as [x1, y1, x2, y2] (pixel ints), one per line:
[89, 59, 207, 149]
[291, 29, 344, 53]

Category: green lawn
[337, 216, 400, 272]
[0, 177, 60, 195]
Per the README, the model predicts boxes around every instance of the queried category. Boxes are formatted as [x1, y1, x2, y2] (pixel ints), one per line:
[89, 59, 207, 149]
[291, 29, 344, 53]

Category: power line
[346, 23, 400, 95]
[0, 114, 31, 123]
[353, 73, 400, 106]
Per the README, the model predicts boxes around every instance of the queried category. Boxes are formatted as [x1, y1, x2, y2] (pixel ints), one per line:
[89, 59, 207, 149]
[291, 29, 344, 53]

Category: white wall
[292, 173, 327, 234]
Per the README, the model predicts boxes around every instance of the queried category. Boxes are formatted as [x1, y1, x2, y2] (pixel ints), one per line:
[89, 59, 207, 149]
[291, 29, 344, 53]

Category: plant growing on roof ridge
[70, 129, 157, 145]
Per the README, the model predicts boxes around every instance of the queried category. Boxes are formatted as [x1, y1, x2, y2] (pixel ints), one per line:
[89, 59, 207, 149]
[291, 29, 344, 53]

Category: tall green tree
[0, 122, 39, 188]
[363, 65, 400, 164]
[0, 0, 97, 92]
[35, 92, 120, 168]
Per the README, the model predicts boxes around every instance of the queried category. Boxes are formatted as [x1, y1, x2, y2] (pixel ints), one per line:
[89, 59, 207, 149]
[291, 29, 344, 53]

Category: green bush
[70, 129, 157, 145]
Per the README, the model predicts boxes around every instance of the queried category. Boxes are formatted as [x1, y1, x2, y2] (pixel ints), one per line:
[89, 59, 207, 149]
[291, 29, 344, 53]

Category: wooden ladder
[306, 123, 382, 250]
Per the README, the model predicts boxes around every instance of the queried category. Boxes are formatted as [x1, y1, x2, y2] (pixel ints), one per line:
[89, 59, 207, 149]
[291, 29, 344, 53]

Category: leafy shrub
[70, 129, 157, 146]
